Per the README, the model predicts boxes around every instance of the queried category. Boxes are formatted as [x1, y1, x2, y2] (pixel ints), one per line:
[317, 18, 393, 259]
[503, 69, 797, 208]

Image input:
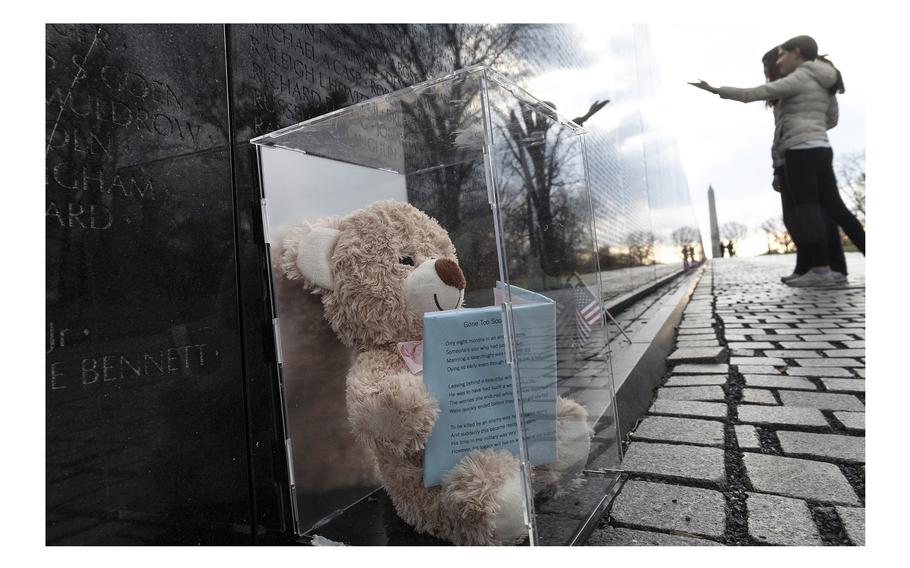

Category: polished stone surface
[46, 24, 253, 544]
[47, 23, 709, 545]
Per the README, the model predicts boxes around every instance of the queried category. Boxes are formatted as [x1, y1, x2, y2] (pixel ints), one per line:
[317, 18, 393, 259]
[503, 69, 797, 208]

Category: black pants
[784, 147, 865, 268]
[776, 164, 847, 274]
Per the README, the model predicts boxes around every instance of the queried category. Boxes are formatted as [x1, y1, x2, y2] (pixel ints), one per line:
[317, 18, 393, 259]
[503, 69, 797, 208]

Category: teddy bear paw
[491, 470, 528, 544]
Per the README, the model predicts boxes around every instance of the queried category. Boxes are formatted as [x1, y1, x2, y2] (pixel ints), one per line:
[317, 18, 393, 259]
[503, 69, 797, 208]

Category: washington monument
[708, 185, 722, 258]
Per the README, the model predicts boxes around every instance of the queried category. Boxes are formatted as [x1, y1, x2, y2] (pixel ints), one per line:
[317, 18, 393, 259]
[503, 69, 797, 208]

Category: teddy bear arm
[346, 368, 440, 456]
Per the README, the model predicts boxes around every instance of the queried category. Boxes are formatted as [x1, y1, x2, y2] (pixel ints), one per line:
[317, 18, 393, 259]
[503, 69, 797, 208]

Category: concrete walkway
[587, 254, 865, 546]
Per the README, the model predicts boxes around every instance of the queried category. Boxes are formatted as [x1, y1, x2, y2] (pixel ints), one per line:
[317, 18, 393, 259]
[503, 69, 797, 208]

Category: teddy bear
[281, 199, 592, 545]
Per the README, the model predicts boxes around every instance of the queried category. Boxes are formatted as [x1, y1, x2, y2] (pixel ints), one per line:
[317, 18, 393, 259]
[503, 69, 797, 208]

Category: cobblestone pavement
[588, 254, 865, 546]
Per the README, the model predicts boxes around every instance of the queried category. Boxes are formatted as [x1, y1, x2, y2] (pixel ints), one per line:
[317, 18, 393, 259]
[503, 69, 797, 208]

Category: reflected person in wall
[691, 35, 865, 288]
[761, 46, 848, 283]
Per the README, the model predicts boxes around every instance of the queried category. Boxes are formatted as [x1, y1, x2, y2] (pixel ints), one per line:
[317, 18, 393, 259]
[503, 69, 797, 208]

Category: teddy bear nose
[434, 258, 466, 290]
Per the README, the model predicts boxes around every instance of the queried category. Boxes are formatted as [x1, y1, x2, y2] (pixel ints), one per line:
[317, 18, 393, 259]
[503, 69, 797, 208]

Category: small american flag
[574, 281, 603, 347]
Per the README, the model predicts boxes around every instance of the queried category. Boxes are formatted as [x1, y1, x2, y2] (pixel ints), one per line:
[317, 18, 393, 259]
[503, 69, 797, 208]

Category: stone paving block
[678, 327, 716, 335]
[657, 386, 726, 402]
[796, 322, 841, 328]
[844, 341, 865, 349]
[741, 389, 777, 405]
[786, 366, 854, 378]
[779, 391, 864, 411]
[730, 349, 755, 357]
[795, 358, 863, 368]
[664, 375, 727, 387]
[746, 493, 822, 545]
[630, 416, 724, 447]
[735, 425, 761, 450]
[730, 356, 786, 366]
[738, 405, 828, 427]
[672, 363, 729, 374]
[737, 334, 782, 342]
[737, 365, 783, 375]
[676, 334, 719, 341]
[743, 375, 817, 390]
[779, 342, 835, 349]
[587, 526, 720, 546]
[764, 350, 821, 359]
[676, 340, 721, 348]
[777, 431, 865, 462]
[821, 378, 865, 392]
[649, 400, 728, 419]
[668, 347, 727, 363]
[725, 335, 748, 341]
[822, 349, 865, 358]
[764, 328, 803, 335]
[835, 507, 865, 546]
[622, 442, 726, 483]
[680, 318, 714, 325]
[822, 328, 863, 336]
[798, 334, 855, 342]
[833, 411, 865, 431]
[742, 453, 860, 505]
[855, 369, 866, 378]
[725, 342, 775, 349]
[609, 480, 726, 538]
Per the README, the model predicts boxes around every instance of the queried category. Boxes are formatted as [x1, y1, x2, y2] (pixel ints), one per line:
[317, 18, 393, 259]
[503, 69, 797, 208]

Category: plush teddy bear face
[282, 200, 466, 350]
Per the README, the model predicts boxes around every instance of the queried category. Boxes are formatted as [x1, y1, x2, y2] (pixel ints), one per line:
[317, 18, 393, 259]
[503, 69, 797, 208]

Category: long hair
[780, 35, 846, 95]
[762, 47, 781, 109]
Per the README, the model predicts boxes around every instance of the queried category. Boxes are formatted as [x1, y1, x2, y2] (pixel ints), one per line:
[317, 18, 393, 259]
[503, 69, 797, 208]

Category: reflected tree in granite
[329, 25, 539, 292]
[627, 230, 656, 266]
[333, 24, 536, 225]
[496, 101, 589, 280]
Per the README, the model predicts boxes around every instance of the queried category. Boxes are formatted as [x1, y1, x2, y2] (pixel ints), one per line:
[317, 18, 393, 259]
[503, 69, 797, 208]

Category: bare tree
[759, 217, 794, 254]
[836, 152, 865, 225]
[720, 221, 749, 246]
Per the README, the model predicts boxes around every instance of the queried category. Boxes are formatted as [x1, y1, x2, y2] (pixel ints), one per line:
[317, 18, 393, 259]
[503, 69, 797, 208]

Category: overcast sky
[532, 23, 867, 257]
[648, 24, 866, 255]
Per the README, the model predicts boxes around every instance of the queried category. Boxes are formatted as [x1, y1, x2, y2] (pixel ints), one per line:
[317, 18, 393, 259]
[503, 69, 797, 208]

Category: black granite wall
[45, 24, 257, 544]
[46, 23, 704, 545]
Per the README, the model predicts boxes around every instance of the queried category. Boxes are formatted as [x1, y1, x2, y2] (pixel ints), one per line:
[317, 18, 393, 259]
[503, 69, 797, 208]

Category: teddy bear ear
[281, 223, 341, 291]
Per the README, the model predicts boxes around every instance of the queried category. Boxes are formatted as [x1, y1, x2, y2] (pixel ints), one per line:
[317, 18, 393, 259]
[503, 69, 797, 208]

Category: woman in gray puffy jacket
[761, 46, 847, 284]
[691, 35, 865, 288]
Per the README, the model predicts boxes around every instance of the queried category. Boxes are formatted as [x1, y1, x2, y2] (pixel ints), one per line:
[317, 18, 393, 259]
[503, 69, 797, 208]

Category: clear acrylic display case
[251, 65, 623, 545]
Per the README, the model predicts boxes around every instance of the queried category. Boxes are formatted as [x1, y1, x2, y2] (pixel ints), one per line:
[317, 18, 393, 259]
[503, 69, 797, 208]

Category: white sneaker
[780, 272, 802, 283]
[832, 272, 848, 285]
[785, 270, 840, 288]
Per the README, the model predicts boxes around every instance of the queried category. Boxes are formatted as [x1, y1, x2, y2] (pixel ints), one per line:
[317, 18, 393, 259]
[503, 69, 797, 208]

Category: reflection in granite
[47, 23, 704, 545]
[46, 25, 251, 544]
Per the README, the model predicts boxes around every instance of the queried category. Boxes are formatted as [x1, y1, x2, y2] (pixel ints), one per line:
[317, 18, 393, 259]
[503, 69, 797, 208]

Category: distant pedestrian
[691, 35, 865, 288]
[726, 241, 735, 257]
